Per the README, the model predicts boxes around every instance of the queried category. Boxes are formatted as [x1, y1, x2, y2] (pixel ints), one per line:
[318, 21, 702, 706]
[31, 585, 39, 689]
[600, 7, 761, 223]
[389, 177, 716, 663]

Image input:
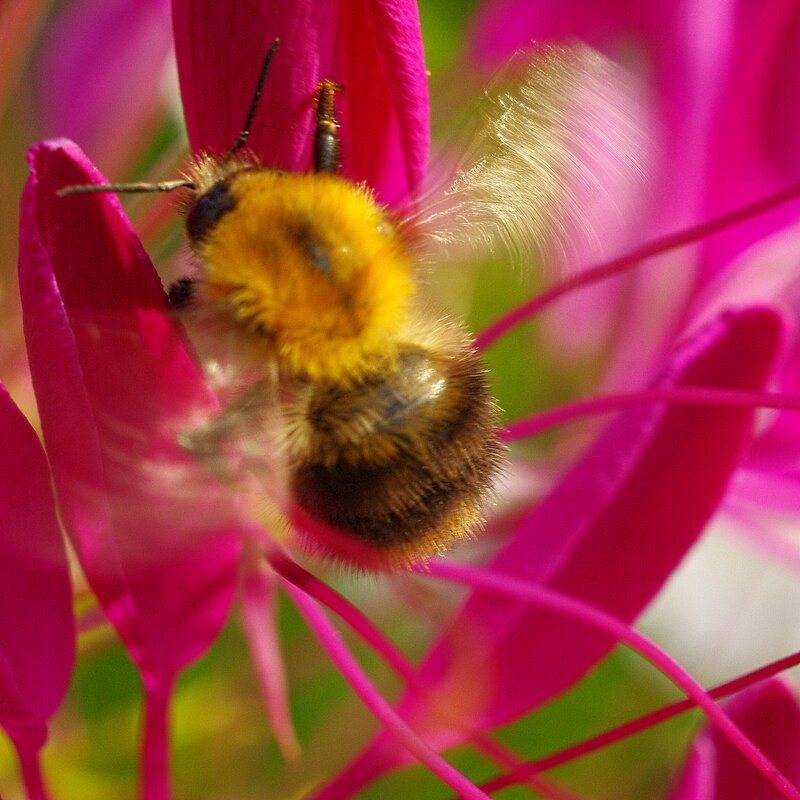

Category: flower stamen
[502, 387, 800, 442]
[424, 560, 800, 800]
[476, 179, 800, 350]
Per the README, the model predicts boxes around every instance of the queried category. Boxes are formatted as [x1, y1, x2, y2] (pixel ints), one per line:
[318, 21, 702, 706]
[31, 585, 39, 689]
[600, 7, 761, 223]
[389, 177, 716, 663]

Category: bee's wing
[61, 308, 290, 564]
[410, 43, 652, 275]
[162, 304, 291, 487]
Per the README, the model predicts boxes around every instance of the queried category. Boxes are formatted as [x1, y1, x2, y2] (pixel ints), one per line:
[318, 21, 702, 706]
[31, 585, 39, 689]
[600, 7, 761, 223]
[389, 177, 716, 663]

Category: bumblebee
[63, 43, 502, 568]
[182, 131, 503, 565]
[61, 40, 644, 568]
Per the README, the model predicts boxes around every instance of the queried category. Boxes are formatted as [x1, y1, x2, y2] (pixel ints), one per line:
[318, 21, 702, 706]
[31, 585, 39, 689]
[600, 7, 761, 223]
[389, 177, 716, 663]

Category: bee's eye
[186, 180, 235, 243]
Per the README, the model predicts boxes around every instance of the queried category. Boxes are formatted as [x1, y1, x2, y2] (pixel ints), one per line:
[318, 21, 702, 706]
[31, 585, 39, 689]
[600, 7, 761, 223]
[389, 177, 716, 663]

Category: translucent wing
[411, 43, 652, 275]
[58, 307, 290, 552]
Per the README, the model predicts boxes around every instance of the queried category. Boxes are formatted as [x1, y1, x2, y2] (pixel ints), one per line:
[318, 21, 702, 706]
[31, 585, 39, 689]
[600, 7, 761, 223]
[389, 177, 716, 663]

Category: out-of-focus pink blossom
[469, 1, 800, 381]
[467, 0, 800, 562]
[36, 0, 174, 175]
[470, 1, 800, 271]
[0, 0, 49, 118]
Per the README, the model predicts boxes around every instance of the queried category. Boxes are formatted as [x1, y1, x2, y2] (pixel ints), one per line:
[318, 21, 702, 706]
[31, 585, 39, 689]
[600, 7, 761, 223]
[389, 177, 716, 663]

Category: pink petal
[672, 678, 800, 799]
[470, 1, 800, 283]
[18, 138, 240, 687]
[670, 737, 716, 800]
[36, 0, 173, 173]
[419, 307, 785, 736]
[170, 0, 428, 205]
[469, 0, 655, 66]
[0, 384, 74, 747]
[329, 306, 785, 791]
[699, 3, 800, 281]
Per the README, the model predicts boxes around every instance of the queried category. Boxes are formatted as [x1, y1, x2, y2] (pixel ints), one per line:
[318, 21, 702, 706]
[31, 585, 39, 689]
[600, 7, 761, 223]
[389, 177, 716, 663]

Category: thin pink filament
[502, 387, 800, 442]
[270, 554, 585, 800]
[239, 561, 300, 761]
[281, 579, 494, 800]
[476, 180, 800, 350]
[470, 649, 800, 795]
[269, 554, 800, 793]
[424, 560, 800, 800]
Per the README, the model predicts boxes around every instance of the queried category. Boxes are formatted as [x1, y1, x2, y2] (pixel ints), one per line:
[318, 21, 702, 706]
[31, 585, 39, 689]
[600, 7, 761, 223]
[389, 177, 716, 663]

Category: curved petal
[329, 306, 786, 790]
[671, 678, 800, 799]
[18, 138, 240, 688]
[696, 224, 800, 533]
[0, 383, 74, 744]
[170, 0, 428, 205]
[417, 306, 785, 736]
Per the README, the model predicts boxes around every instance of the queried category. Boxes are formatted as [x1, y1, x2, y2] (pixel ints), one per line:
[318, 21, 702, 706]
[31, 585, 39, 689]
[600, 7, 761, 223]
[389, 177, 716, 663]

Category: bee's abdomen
[288, 343, 504, 565]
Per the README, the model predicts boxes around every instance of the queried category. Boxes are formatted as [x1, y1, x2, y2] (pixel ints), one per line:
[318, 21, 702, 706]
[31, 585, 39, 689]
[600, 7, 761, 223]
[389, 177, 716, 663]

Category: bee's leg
[167, 277, 195, 309]
[314, 79, 344, 174]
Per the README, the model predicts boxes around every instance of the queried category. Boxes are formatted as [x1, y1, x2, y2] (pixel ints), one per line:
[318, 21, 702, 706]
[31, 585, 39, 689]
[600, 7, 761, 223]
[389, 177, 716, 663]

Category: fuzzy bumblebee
[62, 46, 502, 568]
[178, 147, 504, 567]
[61, 40, 644, 568]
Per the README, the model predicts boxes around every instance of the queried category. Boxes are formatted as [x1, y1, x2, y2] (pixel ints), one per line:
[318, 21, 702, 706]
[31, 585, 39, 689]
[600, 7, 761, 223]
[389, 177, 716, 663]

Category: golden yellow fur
[193, 168, 414, 384]
[178, 162, 502, 568]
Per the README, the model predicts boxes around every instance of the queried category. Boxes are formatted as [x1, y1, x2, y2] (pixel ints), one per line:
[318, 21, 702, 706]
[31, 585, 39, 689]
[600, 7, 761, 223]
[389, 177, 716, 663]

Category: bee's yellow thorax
[194, 169, 414, 384]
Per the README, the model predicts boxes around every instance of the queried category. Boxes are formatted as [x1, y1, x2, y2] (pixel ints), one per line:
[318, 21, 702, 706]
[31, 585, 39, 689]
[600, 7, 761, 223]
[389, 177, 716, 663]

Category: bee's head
[187, 167, 415, 384]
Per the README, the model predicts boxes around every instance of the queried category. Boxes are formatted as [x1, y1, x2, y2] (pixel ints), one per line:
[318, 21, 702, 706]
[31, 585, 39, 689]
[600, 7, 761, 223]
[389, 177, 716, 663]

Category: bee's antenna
[225, 37, 281, 160]
[60, 37, 281, 198]
[57, 179, 194, 198]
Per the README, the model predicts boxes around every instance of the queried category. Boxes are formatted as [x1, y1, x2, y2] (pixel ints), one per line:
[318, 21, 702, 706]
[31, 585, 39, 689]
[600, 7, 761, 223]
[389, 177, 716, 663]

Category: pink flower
[15, 0, 800, 797]
[20, 139, 241, 798]
[464, 1, 800, 651]
[0, 383, 74, 798]
[470, 0, 800, 266]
